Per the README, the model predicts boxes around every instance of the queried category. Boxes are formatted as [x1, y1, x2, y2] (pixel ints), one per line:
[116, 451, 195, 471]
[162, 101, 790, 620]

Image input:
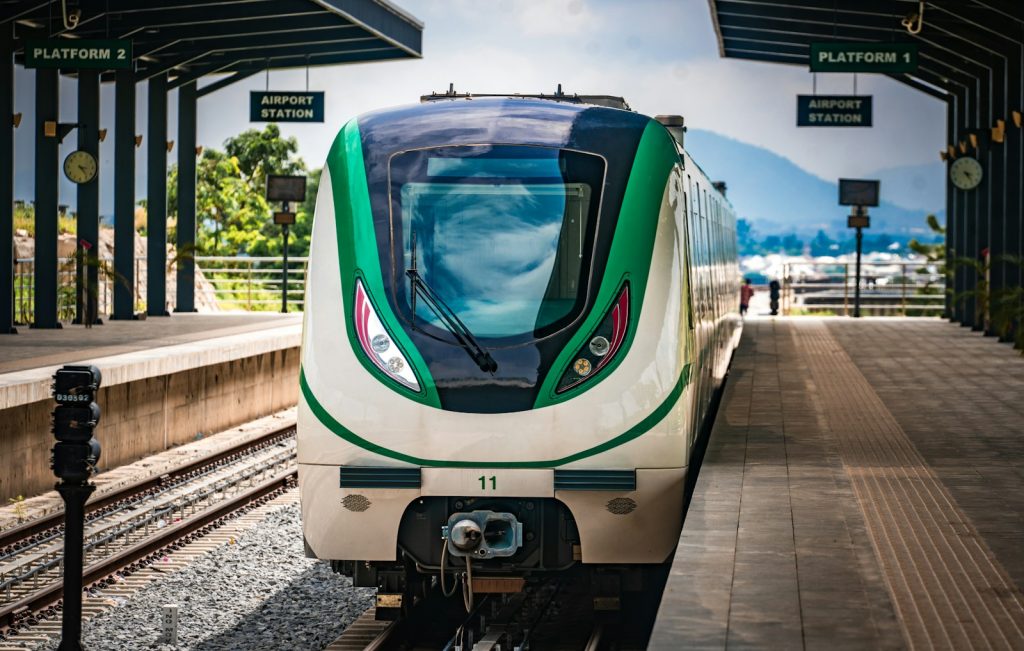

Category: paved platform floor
[650, 317, 1024, 650]
[0, 312, 301, 374]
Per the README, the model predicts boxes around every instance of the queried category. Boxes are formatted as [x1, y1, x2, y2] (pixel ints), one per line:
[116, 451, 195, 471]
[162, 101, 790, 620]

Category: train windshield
[389, 145, 605, 342]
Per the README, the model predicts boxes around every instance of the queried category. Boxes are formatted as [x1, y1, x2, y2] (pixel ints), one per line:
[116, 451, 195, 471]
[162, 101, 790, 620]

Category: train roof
[354, 95, 652, 158]
[353, 93, 732, 211]
[419, 85, 632, 111]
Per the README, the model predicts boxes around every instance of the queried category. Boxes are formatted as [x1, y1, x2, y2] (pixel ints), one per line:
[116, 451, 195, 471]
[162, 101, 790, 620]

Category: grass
[13, 210, 78, 236]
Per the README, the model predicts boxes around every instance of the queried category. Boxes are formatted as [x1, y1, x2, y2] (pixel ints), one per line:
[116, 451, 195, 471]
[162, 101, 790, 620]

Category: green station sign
[25, 39, 132, 69]
[250, 91, 325, 123]
[810, 42, 917, 73]
[797, 95, 872, 127]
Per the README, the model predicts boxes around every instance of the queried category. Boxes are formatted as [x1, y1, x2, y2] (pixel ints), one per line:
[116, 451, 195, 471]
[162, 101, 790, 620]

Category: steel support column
[76, 70, 101, 325]
[32, 67, 60, 329]
[954, 83, 970, 327]
[986, 57, 1007, 337]
[0, 28, 15, 334]
[146, 74, 169, 316]
[111, 68, 136, 320]
[174, 81, 197, 313]
[1007, 42, 1024, 338]
[946, 93, 957, 321]
[975, 69, 992, 332]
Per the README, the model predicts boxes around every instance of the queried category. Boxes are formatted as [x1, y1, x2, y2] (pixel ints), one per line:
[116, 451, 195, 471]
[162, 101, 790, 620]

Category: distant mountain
[863, 161, 945, 213]
[684, 129, 941, 239]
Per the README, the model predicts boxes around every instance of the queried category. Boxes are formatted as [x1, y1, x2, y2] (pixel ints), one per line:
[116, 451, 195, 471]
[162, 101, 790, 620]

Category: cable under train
[298, 90, 741, 614]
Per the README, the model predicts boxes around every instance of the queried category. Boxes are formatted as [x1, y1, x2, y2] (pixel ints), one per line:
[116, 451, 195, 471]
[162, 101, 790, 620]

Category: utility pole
[849, 205, 869, 318]
[838, 179, 879, 320]
[266, 175, 305, 314]
[274, 202, 295, 314]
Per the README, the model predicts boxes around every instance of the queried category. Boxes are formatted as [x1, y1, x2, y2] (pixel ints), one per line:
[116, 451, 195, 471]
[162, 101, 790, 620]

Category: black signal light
[53, 365, 102, 405]
[53, 403, 102, 442]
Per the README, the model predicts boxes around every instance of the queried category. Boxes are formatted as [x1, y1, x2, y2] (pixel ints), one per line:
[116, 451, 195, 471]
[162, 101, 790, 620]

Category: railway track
[0, 425, 297, 639]
[327, 566, 661, 651]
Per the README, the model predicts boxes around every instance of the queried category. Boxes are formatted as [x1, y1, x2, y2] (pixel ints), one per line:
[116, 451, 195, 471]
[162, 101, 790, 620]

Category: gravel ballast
[36, 502, 373, 651]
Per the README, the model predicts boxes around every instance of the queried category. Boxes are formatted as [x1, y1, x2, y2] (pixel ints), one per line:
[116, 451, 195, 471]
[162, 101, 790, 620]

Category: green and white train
[298, 92, 741, 606]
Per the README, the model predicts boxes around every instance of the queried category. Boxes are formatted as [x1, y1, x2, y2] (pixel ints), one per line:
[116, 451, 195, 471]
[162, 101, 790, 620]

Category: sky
[11, 0, 947, 216]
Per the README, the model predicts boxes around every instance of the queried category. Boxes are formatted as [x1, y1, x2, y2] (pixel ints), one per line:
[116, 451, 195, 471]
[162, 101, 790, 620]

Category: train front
[298, 97, 692, 598]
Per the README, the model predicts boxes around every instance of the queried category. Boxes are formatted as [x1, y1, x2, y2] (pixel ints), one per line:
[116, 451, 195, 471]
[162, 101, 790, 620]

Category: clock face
[63, 150, 98, 184]
[950, 156, 982, 190]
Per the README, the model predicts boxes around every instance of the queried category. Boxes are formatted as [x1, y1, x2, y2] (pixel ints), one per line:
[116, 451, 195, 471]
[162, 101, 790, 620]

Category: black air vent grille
[554, 469, 636, 491]
[340, 467, 421, 489]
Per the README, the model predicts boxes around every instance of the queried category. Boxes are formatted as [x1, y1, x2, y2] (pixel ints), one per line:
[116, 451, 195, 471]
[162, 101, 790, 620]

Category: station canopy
[708, 0, 1019, 99]
[5, 0, 423, 87]
[707, 0, 1024, 334]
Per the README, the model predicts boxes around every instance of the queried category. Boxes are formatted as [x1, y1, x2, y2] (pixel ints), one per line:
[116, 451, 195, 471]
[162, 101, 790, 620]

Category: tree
[736, 218, 759, 256]
[908, 214, 947, 297]
[224, 124, 305, 193]
[167, 124, 312, 258]
[761, 234, 782, 253]
[192, 149, 272, 256]
[782, 233, 803, 255]
[810, 230, 835, 257]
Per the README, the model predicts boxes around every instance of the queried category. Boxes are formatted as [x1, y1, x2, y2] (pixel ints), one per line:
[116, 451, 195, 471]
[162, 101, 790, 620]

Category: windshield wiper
[407, 232, 497, 374]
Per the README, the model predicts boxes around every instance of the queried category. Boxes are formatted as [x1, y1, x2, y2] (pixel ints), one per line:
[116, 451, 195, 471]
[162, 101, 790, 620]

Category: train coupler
[442, 510, 524, 559]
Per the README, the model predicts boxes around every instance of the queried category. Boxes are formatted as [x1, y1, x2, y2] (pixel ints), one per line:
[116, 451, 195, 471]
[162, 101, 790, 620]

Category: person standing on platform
[740, 278, 754, 316]
[769, 279, 781, 316]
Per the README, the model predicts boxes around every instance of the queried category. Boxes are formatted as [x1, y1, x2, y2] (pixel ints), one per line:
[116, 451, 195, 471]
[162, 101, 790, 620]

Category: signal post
[51, 365, 103, 651]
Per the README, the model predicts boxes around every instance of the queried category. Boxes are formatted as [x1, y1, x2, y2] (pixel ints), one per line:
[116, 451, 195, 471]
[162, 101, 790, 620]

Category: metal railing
[12, 255, 307, 323]
[13, 257, 119, 325]
[194, 256, 307, 311]
[778, 260, 946, 317]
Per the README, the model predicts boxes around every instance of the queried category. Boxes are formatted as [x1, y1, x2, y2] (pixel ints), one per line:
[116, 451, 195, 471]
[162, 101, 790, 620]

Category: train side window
[690, 177, 698, 217]
[681, 189, 695, 330]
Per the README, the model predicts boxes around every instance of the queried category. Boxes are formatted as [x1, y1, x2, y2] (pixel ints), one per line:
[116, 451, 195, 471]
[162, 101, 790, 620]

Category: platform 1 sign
[250, 92, 325, 123]
[810, 42, 917, 73]
[797, 95, 872, 127]
[25, 39, 132, 69]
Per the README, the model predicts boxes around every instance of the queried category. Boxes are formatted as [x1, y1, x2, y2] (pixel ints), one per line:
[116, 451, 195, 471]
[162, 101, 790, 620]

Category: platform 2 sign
[250, 92, 325, 123]
[25, 39, 132, 69]
[797, 95, 872, 127]
[810, 42, 917, 73]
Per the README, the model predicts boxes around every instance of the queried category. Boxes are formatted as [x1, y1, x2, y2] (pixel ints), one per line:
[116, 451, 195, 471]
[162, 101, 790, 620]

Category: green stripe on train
[324, 120, 442, 408]
[533, 119, 681, 407]
[300, 363, 690, 468]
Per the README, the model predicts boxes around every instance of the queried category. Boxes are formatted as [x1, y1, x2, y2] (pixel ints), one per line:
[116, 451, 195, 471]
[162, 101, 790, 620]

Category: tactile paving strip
[797, 321, 1024, 650]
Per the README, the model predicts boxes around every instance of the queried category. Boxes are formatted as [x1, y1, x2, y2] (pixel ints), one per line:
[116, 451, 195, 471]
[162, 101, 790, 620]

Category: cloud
[10, 0, 946, 212]
[514, 0, 602, 36]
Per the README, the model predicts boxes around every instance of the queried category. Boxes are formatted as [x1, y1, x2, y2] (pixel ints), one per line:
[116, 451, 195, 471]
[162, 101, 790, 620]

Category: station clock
[63, 150, 98, 184]
[949, 156, 982, 191]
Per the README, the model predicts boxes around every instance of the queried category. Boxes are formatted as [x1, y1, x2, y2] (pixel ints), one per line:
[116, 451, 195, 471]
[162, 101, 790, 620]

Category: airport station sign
[250, 91, 325, 123]
[797, 95, 873, 127]
[810, 42, 917, 73]
[25, 39, 132, 69]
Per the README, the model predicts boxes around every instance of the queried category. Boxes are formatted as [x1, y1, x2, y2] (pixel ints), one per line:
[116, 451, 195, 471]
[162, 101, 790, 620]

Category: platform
[650, 317, 1024, 650]
[0, 312, 300, 375]
[0, 312, 302, 500]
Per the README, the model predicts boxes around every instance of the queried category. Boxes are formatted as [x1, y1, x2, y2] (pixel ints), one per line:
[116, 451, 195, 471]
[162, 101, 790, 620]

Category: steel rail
[0, 467, 296, 629]
[0, 425, 296, 549]
[361, 617, 401, 651]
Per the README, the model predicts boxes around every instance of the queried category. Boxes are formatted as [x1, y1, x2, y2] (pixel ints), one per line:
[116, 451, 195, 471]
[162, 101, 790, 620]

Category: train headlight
[556, 283, 629, 394]
[353, 279, 420, 391]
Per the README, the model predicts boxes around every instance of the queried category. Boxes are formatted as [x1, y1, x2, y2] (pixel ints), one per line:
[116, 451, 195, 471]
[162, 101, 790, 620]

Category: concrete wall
[0, 347, 299, 500]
